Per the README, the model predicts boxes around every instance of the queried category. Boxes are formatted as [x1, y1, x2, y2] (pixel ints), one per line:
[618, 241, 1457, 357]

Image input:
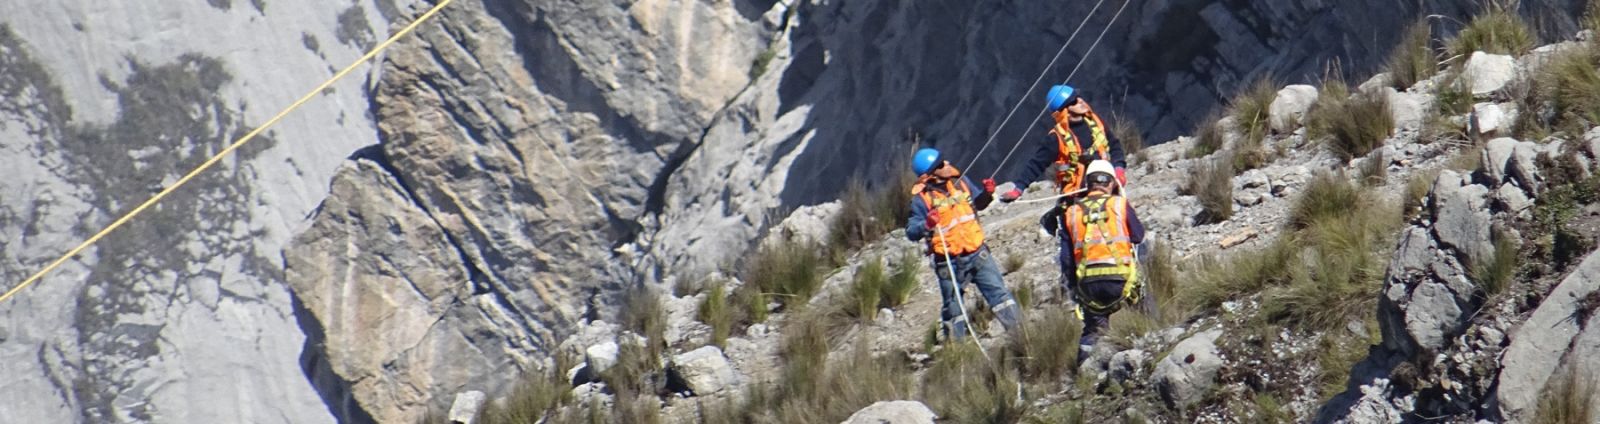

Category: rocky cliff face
[0, 1, 403, 422]
[0, 0, 1592, 422]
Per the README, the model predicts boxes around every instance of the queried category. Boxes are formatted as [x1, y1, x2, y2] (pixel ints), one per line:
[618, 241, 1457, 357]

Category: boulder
[586, 341, 621, 374]
[1153, 329, 1225, 409]
[1388, 90, 1428, 130]
[1360, 72, 1395, 92]
[1430, 171, 1493, 263]
[1109, 349, 1151, 385]
[1470, 103, 1508, 137]
[1493, 183, 1532, 214]
[1237, 169, 1270, 190]
[1269, 84, 1319, 133]
[1495, 250, 1600, 422]
[1402, 281, 1464, 353]
[1462, 52, 1516, 95]
[841, 400, 938, 424]
[763, 202, 843, 248]
[1508, 141, 1543, 195]
[447, 391, 486, 424]
[671, 346, 740, 395]
[1482, 137, 1519, 183]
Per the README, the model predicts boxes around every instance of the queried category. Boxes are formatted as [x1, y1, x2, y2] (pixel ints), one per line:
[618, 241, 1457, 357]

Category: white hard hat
[1085, 160, 1116, 179]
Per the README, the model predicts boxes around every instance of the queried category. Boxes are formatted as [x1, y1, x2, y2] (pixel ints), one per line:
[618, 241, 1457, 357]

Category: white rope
[934, 227, 993, 363]
[962, 0, 1109, 172]
[987, 0, 1133, 181]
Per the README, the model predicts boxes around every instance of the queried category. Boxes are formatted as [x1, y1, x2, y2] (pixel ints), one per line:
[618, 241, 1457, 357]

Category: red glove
[1116, 167, 1127, 186]
[925, 210, 940, 230]
[999, 187, 1024, 203]
[981, 178, 997, 194]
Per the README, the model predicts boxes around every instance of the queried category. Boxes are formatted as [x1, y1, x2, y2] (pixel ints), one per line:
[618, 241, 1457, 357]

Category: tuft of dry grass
[1535, 368, 1597, 424]
[1189, 157, 1234, 224]
[1188, 112, 1227, 159]
[1231, 77, 1279, 144]
[1388, 20, 1439, 90]
[1447, 4, 1535, 61]
[1306, 81, 1394, 161]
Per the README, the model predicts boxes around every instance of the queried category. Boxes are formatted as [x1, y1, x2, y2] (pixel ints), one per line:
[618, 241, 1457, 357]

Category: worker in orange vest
[1050, 160, 1145, 360]
[904, 148, 1022, 341]
[998, 84, 1128, 202]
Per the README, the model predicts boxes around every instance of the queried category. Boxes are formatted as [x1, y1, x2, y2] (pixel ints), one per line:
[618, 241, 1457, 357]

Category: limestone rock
[762, 202, 843, 249]
[587, 342, 621, 374]
[1483, 137, 1519, 183]
[1508, 141, 1543, 195]
[447, 391, 486, 424]
[671, 346, 740, 396]
[1470, 103, 1508, 137]
[1462, 52, 1516, 95]
[1430, 171, 1493, 262]
[841, 401, 937, 424]
[1493, 183, 1533, 214]
[1495, 250, 1600, 421]
[1269, 84, 1318, 133]
[1154, 329, 1225, 409]
[1388, 89, 1429, 130]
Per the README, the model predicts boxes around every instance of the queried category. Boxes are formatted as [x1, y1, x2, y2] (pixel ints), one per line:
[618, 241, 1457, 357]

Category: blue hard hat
[1046, 84, 1078, 111]
[912, 148, 942, 175]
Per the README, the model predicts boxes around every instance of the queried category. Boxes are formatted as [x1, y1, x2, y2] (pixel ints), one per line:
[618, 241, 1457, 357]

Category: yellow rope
[0, 0, 456, 306]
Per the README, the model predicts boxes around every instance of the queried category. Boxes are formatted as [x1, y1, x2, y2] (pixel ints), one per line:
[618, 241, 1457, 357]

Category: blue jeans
[931, 246, 1021, 341]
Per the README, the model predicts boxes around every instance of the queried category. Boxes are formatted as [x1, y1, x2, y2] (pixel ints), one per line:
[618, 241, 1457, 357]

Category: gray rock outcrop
[670, 345, 740, 396]
[1378, 170, 1492, 358]
[1494, 250, 1600, 422]
[1463, 52, 1516, 95]
[1269, 85, 1317, 133]
[1153, 329, 1225, 409]
[841, 400, 937, 424]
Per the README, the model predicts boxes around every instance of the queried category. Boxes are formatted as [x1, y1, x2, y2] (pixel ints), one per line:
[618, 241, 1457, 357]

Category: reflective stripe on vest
[1052, 109, 1112, 193]
[918, 178, 985, 256]
[1065, 194, 1136, 282]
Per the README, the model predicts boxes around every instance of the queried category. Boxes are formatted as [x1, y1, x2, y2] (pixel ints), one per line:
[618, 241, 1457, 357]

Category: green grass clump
[1535, 368, 1597, 424]
[721, 322, 914, 424]
[828, 176, 912, 261]
[922, 343, 1027, 423]
[848, 260, 887, 321]
[698, 282, 733, 347]
[1260, 174, 1401, 332]
[1404, 170, 1440, 220]
[1232, 77, 1279, 144]
[1526, 40, 1600, 136]
[1012, 308, 1082, 384]
[1289, 173, 1362, 231]
[1188, 114, 1226, 159]
[1180, 238, 1298, 313]
[1387, 20, 1439, 90]
[743, 239, 826, 310]
[881, 252, 920, 309]
[621, 285, 667, 360]
[1188, 157, 1234, 225]
[476, 356, 579, 424]
[1306, 81, 1394, 160]
[1471, 226, 1521, 297]
[1447, 5, 1534, 60]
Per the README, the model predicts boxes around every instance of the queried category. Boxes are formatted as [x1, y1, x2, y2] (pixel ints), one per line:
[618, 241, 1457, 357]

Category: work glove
[999, 187, 1024, 203]
[925, 210, 940, 231]
[981, 178, 997, 194]
[1116, 167, 1127, 187]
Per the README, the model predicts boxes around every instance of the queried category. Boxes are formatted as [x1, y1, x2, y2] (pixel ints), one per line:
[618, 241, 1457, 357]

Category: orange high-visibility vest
[1052, 108, 1112, 193]
[914, 178, 985, 256]
[1065, 192, 1136, 281]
